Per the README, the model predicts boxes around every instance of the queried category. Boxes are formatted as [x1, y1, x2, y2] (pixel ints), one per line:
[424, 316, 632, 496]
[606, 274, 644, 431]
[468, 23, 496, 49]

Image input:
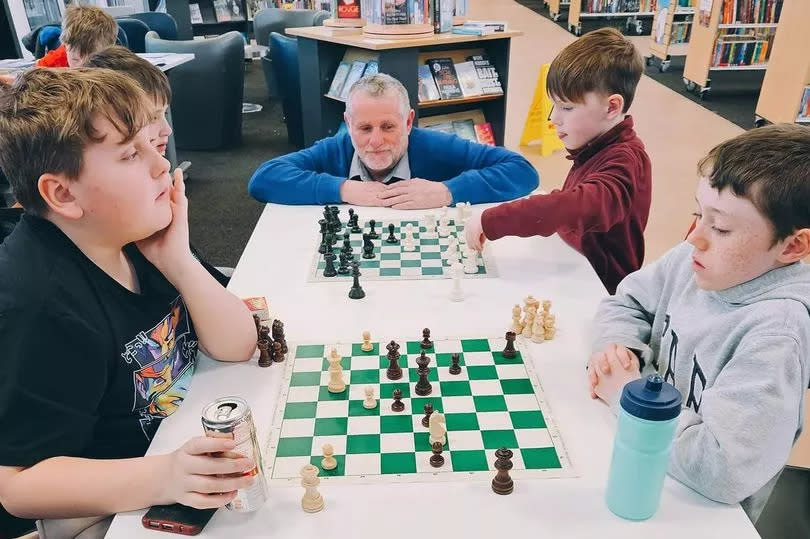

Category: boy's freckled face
[548, 92, 612, 150]
[148, 102, 172, 156]
[688, 177, 785, 291]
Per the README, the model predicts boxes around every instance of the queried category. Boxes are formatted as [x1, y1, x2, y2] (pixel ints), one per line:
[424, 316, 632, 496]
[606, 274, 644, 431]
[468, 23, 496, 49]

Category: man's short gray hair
[345, 73, 411, 119]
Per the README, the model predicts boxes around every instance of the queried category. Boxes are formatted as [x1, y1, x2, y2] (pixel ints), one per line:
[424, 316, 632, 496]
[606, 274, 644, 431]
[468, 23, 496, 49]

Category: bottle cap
[620, 374, 682, 421]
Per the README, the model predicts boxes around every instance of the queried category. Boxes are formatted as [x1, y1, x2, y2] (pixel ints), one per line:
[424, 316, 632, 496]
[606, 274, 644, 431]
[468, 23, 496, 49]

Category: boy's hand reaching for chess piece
[587, 343, 642, 406]
[465, 212, 486, 251]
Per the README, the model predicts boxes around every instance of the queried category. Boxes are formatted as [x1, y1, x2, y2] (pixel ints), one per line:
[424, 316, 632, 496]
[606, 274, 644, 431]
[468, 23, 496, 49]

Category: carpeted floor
[178, 59, 296, 268]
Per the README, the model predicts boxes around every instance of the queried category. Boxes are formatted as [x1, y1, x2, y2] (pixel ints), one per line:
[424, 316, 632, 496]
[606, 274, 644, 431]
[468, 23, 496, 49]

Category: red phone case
[141, 504, 216, 535]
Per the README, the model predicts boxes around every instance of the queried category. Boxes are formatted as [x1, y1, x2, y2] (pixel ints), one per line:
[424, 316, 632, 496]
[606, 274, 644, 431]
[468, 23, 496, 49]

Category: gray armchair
[254, 8, 328, 99]
[145, 30, 245, 150]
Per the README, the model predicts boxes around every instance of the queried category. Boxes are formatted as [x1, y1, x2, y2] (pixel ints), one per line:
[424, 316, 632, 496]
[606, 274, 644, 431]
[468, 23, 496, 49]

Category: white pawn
[530, 317, 545, 344]
[403, 223, 416, 252]
[300, 464, 324, 513]
[463, 249, 478, 274]
[321, 443, 338, 470]
[446, 246, 460, 266]
[511, 304, 523, 333]
[363, 385, 377, 409]
[424, 213, 437, 236]
[449, 262, 464, 302]
[521, 307, 536, 338]
[429, 411, 447, 446]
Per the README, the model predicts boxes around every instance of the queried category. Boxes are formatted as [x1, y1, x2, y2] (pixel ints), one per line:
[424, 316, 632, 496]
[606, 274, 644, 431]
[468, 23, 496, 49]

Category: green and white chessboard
[264, 336, 573, 484]
[309, 219, 496, 282]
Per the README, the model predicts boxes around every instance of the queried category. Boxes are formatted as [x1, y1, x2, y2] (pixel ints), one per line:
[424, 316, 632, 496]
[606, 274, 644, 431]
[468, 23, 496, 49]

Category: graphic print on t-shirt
[121, 296, 198, 440]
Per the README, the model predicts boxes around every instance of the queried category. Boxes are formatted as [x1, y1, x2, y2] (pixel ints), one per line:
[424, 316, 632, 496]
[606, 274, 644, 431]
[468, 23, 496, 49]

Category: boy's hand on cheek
[587, 344, 641, 404]
[136, 168, 194, 281]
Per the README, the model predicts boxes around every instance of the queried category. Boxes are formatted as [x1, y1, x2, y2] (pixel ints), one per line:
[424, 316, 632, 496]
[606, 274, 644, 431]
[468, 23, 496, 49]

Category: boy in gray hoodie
[587, 124, 810, 522]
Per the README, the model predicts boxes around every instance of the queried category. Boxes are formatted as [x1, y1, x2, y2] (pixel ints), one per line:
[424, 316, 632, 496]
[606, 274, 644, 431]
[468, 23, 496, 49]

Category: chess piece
[511, 304, 523, 333]
[449, 262, 464, 302]
[542, 299, 552, 314]
[321, 444, 338, 471]
[521, 306, 536, 338]
[391, 388, 405, 412]
[463, 249, 479, 274]
[424, 213, 437, 236]
[318, 219, 329, 254]
[326, 231, 336, 249]
[348, 262, 365, 299]
[403, 235, 416, 252]
[272, 319, 288, 354]
[257, 338, 272, 367]
[492, 447, 514, 495]
[449, 353, 461, 375]
[414, 350, 432, 396]
[363, 386, 377, 409]
[385, 223, 399, 244]
[361, 330, 373, 352]
[421, 402, 434, 427]
[430, 441, 445, 468]
[362, 233, 375, 259]
[327, 348, 346, 393]
[351, 212, 362, 233]
[348, 207, 355, 225]
[503, 332, 517, 359]
[330, 206, 341, 233]
[368, 219, 379, 239]
[342, 232, 353, 256]
[272, 340, 285, 362]
[531, 317, 545, 344]
[259, 325, 270, 342]
[428, 411, 447, 446]
[524, 295, 539, 310]
[300, 464, 324, 513]
[253, 314, 262, 340]
[386, 340, 402, 380]
[323, 252, 338, 278]
[421, 328, 433, 349]
[337, 252, 350, 275]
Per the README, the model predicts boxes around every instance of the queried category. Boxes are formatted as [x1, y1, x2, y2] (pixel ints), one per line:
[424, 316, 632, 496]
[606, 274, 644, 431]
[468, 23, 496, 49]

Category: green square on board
[318, 386, 350, 401]
[414, 432, 450, 452]
[401, 259, 421, 268]
[283, 402, 317, 419]
[461, 339, 491, 352]
[295, 344, 325, 358]
[321, 356, 351, 371]
[410, 396, 444, 414]
[492, 351, 524, 364]
[276, 437, 313, 457]
[501, 379, 534, 395]
[439, 381, 472, 397]
[380, 253, 401, 261]
[473, 395, 508, 412]
[380, 415, 414, 434]
[310, 454, 346, 477]
[521, 447, 562, 469]
[421, 267, 444, 276]
[450, 450, 489, 472]
[510, 410, 546, 429]
[314, 417, 348, 436]
[348, 399, 381, 416]
[381, 452, 417, 474]
[380, 268, 401, 277]
[346, 434, 381, 454]
[481, 429, 519, 450]
[445, 412, 480, 431]
[466, 365, 499, 380]
[407, 341, 429, 354]
[351, 369, 380, 385]
[380, 382, 411, 400]
[290, 372, 321, 387]
[435, 353, 464, 367]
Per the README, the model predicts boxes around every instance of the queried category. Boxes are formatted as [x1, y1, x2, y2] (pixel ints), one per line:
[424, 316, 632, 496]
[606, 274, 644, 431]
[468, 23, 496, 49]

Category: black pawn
[348, 261, 365, 299]
[351, 213, 362, 233]
[421, 402, 434, 427]
[253, 314, 261, 340]
[492, 447, 514, 495]
[385, 223, 399, 244]
[503, 331, 517, 359]
[326, 231, 336, 248]
[362, 233, 376, 259]
[391, 388, 405, 412]
[342, 232, 353, 256]
[348, 208, 355, 225]
[430, 441, 445, 468]
[318, 219, 328, 254]
[449, 353, 461, 375]
[420, 327, 433, 349]
[386, 340, 402, 380]
[414, 350, 432, 396]
[330, 206, 341, 232]
[368, 219, 379, 239]
[323, 252, 338, 277]
[337, 252, 351, 275]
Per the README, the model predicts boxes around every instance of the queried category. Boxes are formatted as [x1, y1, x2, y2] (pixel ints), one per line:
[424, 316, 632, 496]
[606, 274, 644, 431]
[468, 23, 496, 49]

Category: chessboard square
[310, 435, 347, 456]
[401, 267, 422, 276]
[406, 341, 427, 354]
[275, 436, 313, 457]
[344, 453, 381, 476]
[314, 417, 348, 436]
[515, 428, 553, 448]
[466, 365, 498, 380]
[286, 386, 320, 403]
[292, 358, 323, 373]
[401, 259, 421, 268]
[501, 379, 535, 395]
[271, 456, 312, 479]
[493, 351, 524, 365]
[400, 252, 421, 261]
[461, 339, 491, 352]
[450, 450, 489, 472]
[318, 386, 350, 401]
[421, 267, 444, 276]
[346, 415, 381, 435]
[315, 400, 349, 418]
[469, 380, 505, 396]
[348, 399, 381, 417]
[445, 412, 480, 431]
[421, 251, 441, 260]
[380, 414, 414, 434]
[310, 454, 346, 477]
[380, 452, 417, 474]
[462, 351, 496, 366]
[283, 402, 317, 420]
[408, 367, 439, 383]
[380, 252, 401, 261]
[420, 258, 443, 269]
[280, 418, 316, 438]
[379, 381, 410, 399]
[521, 447, 562, 469]
[349, 355, 379, 371]
[346, 434, 381, 454]
[510, 410, 547, 429]
[379, 267, 401, 277]
[320, 355, 351, 371]
[439, 381, 472, 397]
[496, 365, 530, 380]
[441, 396, 476, 414]
[380, 432, 416, 454]
[476, 411, 513, 431]
[413, 432, 451, 453]
[379, 259, 401, 269]
[295, 345, 325, 358]
[410, 396, 444, 414]
[474, 395, 508, 412]
[350, 369, 380, 385]
[505, 394, 543, 411]
[360, 260, 380, 269]
[436, 366, 468, 382]
[433, 340, 463, 354]
[291, 372, 322, 387]
[447, 430, 484, 451]
[435, 352, 464, 367]
[420, 238, 440, 246]
[481, 429, 519, 450]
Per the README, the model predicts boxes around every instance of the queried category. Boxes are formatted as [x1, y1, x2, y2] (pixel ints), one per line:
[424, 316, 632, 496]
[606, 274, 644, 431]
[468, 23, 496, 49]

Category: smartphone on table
[141, 503, 217, 535]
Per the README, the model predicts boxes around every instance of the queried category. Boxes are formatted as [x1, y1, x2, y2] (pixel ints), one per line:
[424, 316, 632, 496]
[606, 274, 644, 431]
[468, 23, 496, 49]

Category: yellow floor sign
[520, 64, 565, 157]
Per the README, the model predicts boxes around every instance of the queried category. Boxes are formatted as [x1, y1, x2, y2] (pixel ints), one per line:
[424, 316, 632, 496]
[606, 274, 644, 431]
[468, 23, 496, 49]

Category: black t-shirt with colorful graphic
[0, 215, 199, 466]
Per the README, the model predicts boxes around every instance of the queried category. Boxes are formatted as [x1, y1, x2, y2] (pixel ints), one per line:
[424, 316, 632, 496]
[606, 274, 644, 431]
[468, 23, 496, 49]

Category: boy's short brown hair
[0, 68, 152, 216]
[698, 124, 810, 243]
[61, 5, 118, 59]
[547, 28, 643, 113]
[86, 46, 172, 106]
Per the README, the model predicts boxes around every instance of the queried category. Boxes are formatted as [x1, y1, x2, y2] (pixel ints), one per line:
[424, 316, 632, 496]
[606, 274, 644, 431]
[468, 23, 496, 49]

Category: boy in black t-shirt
[0, 69, 258, 521]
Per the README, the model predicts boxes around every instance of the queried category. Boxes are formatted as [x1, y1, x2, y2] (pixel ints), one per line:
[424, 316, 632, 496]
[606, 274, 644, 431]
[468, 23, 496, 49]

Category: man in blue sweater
[248, 74, 539, 208]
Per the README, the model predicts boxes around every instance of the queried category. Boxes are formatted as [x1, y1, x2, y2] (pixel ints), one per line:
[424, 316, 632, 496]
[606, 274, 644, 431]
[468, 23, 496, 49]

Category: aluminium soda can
[201, 396, 269, 512]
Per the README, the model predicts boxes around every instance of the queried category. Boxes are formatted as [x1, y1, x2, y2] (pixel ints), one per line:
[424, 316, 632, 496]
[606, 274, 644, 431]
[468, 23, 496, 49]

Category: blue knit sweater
[248, 128, 539, 205]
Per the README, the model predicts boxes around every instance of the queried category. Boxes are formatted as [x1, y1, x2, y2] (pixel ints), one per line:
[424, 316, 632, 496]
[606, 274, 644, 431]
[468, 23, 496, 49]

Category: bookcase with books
[567, 0, 658, 37]
[188, 0, 249, 35]
[682, 0, 782, 100]
[546, 0, 571, 23]
[754, 0, 810, 126]
[646, 0, 694, 72]
[287, 25, 521, 147]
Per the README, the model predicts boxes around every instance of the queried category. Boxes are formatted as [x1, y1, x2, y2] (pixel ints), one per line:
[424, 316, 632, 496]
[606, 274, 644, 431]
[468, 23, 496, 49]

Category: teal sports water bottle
[606, 373, 682, 520]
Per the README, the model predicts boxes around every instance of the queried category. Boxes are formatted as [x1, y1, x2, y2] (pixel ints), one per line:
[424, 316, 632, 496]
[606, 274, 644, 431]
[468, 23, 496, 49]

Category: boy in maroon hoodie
[465, 28, 651, 294]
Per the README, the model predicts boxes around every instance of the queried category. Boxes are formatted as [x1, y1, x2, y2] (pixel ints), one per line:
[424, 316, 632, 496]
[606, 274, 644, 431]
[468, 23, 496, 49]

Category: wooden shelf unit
[418, 94, 502, 108]
[755, 0, 810, 125]
[546, 0, 571, 22]
[647, 0, 694, 72]
[189, 0, 249, 36]
[567, 0, 657, 37]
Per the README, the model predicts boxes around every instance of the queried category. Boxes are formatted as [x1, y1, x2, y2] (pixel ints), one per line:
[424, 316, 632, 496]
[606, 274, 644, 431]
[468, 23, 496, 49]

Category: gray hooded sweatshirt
[592, 242, 810, 522]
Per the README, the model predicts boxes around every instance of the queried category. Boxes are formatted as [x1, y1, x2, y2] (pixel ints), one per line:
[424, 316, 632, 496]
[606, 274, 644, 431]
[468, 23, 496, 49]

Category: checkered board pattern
[263, 336, 574, 485]
[308, 219, 496, 282]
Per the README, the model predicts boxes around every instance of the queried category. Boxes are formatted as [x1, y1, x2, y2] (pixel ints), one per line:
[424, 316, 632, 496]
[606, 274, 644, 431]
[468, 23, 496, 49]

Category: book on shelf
[452, 25, 495, 36]
[452, 119, 477, 142]
[338, 0, 361, 18]
[417, 64, 441, 102]
[454, 61, 484, 97]
[433, 0, 453, 33]
[581, 0, 654, 14]
[427, 122, 456, 135]
[426, 58, 464, 100]
[797, 87, 810, 122]
[474, 122, 495, 146]
[364, 60, 379, 76]
[327, 62, 351, 98]
[213, 0, 231, 21]
[189, 3, 204, 23]
[711, 27, 776, 67]
[338, 61, 368, 100]
[408, 0, 430, 24]
[468, 55, 503, 95]
[423, 118, 496, 145]
[721, 0, 783, 25]
[461, 20, 508, 31]
[383, 0, 409, 24]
